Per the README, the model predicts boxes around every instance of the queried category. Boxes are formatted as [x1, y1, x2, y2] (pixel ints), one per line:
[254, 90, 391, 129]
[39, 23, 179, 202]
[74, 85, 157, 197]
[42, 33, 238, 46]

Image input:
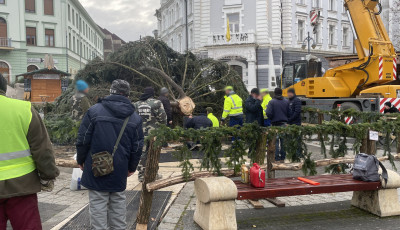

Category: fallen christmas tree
[47, 36, 248, 144]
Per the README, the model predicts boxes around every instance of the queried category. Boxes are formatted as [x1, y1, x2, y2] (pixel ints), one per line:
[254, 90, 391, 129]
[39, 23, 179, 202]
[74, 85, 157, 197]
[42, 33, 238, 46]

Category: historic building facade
[0, 0, 105, 83]
[156, 0, 354, 90]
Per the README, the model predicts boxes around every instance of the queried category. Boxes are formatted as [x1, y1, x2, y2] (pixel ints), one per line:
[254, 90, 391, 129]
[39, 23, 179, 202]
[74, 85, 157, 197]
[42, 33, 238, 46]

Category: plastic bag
[70, 168, 87, 191]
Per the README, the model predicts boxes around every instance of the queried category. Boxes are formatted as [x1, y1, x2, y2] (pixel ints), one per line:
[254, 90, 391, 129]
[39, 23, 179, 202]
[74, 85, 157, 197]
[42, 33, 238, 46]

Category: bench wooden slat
[236, 174, 381, 200]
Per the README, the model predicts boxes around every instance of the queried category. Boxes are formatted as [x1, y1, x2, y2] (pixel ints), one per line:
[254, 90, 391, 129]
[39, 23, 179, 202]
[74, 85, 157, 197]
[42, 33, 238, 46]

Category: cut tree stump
[136, 138, 163, 230]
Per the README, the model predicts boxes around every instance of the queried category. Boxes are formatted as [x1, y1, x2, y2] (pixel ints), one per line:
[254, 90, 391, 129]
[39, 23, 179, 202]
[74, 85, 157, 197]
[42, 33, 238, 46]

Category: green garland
[149, 113, 400, 180]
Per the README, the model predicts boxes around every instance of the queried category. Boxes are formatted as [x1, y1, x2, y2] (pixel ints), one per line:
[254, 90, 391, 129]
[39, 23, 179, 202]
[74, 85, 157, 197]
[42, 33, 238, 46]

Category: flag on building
[226, 18, 231, 42]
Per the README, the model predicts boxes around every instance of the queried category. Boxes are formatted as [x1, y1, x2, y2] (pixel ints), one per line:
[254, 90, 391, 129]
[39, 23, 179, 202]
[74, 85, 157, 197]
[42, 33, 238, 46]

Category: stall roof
[16, 68, 71, 77]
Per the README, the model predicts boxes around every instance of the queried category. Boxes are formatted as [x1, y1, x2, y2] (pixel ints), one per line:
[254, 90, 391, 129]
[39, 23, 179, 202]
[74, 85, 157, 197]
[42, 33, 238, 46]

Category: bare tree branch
[142, 66, 187, 98]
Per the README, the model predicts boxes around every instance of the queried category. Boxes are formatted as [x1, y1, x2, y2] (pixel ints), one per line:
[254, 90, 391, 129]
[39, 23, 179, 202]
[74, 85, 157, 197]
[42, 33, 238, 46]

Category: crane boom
[281, 0, 399, 99]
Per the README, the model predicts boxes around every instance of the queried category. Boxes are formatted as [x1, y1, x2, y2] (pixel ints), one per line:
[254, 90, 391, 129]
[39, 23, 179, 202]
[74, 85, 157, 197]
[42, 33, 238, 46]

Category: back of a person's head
[251, 88, 260, 95]
[110, 79, 130, 97]
[274, 88, 283, 96]
[0, 74, 6, 94]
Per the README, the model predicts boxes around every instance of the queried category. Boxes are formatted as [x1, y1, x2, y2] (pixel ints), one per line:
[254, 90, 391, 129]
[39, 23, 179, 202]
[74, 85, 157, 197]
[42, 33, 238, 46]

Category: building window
[298, 20, 305, 42]
[329, 0, 335, 11]
[25, 0, 35, 13]
[26, 27, 37, 46]
[343, 27, 349, 47]
[72, 9, 75, 25]
[297, 0, 305, 4]
[0, 17, 7, 40]
[73, 36, 76, 52]
[329, 25, 335, 45]
[76, 14, 78, 28]
[227, 13, 240, 33]
[313, 24, 320, 44]
[27, 65, 38, 72]
[45, 29, 54, 47]
[0, 0, 5, 4]
[44, 0, 54, 15]
[313, 0, 320, 8]
[69, 33, 71, 49]
[68, 5, 71, 21]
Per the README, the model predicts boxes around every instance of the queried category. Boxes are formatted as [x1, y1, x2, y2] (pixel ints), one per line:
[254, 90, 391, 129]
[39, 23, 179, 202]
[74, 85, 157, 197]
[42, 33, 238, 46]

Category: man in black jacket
[266, 88, 289, 162]
[77, 80, 144, 230]
[159, 87, 173, 125]
[288, 88, 303, 158]
[384, 102, 399, 114]
[185, 114, 213, 130]
[288, 88, 302, 126]
[245, 88, 264, 126]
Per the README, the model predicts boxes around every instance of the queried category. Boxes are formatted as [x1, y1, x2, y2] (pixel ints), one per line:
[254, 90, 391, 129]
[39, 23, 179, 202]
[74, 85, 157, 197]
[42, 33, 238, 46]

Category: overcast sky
[80, 0, 160, 42]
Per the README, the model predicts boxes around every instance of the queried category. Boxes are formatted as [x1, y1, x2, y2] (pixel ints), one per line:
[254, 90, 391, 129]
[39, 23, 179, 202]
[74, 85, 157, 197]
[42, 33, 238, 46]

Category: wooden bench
[235, 174, 381, 200]
[193, 172, 400, 230]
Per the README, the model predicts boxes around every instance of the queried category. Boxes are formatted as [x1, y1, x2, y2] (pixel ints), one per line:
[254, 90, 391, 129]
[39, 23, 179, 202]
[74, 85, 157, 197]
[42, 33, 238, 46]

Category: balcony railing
[208, 32, 255, 46]
[0, 37, 12, 48]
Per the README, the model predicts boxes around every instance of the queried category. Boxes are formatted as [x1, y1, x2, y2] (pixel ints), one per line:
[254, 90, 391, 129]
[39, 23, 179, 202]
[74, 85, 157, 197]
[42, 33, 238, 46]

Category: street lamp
[302, 32, 317, 54]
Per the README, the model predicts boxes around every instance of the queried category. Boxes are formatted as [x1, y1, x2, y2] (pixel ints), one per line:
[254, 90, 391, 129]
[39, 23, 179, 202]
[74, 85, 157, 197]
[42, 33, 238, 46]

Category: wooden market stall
[16, 68, 70, 103]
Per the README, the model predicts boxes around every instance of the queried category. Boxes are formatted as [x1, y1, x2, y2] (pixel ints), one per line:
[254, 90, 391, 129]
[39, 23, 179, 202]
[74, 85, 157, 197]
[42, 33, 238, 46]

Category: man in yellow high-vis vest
[260, 88, 272, 127]
[0, 75, 59, 230]
[221, 86, 244, 127]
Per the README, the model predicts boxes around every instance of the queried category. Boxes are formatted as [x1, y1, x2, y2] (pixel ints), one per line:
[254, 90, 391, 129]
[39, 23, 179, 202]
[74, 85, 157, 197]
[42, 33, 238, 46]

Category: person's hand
[220, 120, 225, 126]
[169, 121, 173, 125]
[189, 115, 193, 119]
[79, 164, 84, 171]
[41, 179, 55, 192]
[128, 171, 134, 177]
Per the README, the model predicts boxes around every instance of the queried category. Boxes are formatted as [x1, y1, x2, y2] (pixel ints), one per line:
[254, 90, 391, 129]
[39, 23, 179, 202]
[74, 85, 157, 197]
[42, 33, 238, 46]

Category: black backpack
[353, 153, 388, 185]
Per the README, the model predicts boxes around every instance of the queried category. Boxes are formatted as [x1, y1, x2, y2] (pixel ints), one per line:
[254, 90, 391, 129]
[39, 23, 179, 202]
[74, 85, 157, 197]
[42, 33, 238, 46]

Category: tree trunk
[267, 135, 276, 179]
[136, 138, 163, 230]
[254, 133, 267, 165]
[397, 132, 400, 154]
[360, 131, 368, 154]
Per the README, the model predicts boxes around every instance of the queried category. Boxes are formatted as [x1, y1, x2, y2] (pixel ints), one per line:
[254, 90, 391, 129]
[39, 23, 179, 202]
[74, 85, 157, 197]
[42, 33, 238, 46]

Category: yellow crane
[279, 0, 399, 113]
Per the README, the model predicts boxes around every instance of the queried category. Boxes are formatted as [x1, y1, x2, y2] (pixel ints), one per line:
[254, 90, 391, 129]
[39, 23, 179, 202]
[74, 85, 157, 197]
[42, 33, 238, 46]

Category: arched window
[0, 61, 10, 83]
[27, 65, 39, 72]
[0, 17, 7, 45]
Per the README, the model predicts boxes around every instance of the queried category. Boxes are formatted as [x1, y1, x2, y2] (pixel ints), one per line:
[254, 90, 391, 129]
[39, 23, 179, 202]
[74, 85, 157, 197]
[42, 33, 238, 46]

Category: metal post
[185, 0, 189, 52]
[66, 32, 69, 73]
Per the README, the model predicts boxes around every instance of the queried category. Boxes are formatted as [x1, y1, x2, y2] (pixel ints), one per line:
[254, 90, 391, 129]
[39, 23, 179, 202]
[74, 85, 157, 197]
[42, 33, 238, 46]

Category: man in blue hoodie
[266, 88, 289, 162]
[76, 80, 144, 230]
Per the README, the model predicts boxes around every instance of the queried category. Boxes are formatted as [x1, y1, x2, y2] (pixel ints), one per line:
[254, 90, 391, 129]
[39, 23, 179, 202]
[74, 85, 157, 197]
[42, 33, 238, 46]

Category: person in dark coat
[184, 112, 213, 150]
[245, 88, 264, 126]
[159, 87, 173, 125]
[185, 114, 213, 130]
[76, 80, 144, 230]
[288, 88, 302, 126]
[266, 88, 289, 162]
[384, 102, 399, 114]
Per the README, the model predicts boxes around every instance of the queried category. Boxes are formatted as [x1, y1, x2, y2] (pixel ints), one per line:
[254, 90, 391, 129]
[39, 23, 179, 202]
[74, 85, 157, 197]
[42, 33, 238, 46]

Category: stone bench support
[194, 177, 238, 230]
[352, 169, 400, 217]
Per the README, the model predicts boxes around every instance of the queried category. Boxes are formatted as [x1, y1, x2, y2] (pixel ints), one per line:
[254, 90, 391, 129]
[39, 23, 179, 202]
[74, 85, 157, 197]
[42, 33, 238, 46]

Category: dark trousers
[0, 193, 42, 230]
[229, 116, 243, 127]
[273, 122, 287, 161]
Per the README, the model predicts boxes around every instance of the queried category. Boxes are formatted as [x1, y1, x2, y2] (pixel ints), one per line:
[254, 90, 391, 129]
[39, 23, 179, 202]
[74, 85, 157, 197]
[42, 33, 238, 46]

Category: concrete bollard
[194, 177, 238, 230]
[352, 169, 400, 217]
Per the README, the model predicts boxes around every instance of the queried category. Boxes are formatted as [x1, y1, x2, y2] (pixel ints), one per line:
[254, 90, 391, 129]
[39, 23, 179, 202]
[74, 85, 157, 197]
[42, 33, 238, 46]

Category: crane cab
[278, 56, 323, 97]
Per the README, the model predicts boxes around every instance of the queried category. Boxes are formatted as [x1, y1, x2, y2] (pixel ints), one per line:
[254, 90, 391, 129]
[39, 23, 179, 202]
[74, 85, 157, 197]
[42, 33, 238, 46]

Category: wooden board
[31, 79, 61, 103]
[235, 174, 381, 200]
[248, 200, 264, 209]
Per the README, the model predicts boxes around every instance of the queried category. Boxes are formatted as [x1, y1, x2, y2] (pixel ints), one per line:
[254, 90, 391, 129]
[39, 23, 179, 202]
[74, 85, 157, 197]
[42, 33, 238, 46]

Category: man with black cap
[244, 88, 264, 126]
[134, 87, 167, 182]
[266, 88, 290, 162]
[384, 101, 399, 114]
[0, 75, 59, 229]
[76, 79, 144, 230]
[159, 87, 173, 126]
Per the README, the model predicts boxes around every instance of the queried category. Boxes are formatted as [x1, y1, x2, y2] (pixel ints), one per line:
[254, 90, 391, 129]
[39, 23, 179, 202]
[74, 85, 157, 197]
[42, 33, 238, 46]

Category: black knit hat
[110, 79, 130, 96]
[0, 74, 7, 94]
[274, 88, 283, 96]
[385, 102, 392, 107]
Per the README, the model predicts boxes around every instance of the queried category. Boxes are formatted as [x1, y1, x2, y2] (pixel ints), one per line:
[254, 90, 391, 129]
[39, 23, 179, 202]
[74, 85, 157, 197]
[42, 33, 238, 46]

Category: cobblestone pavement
[22, 141, 400, 229]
